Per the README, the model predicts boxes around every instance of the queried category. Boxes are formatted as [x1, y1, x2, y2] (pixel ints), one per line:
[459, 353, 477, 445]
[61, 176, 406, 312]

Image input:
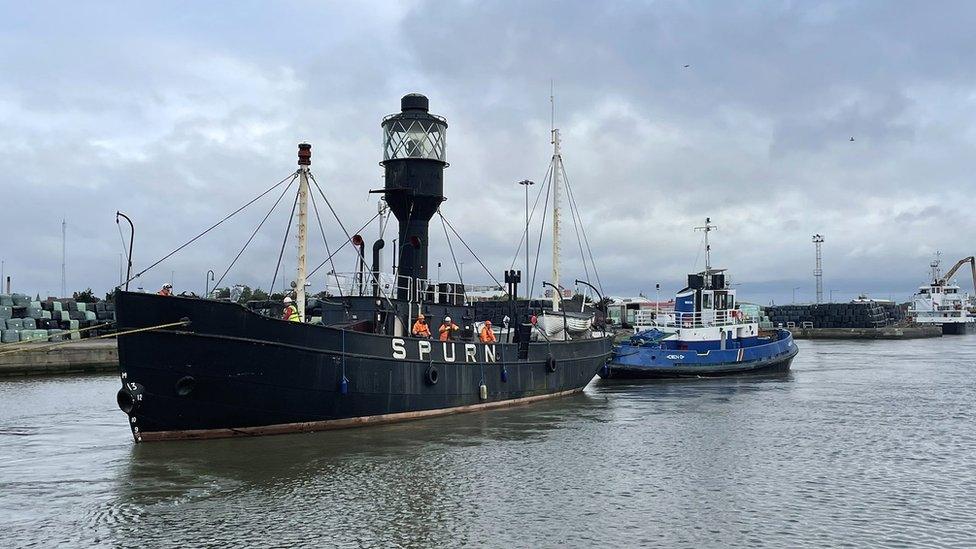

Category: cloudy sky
[2, 1, 974, 304]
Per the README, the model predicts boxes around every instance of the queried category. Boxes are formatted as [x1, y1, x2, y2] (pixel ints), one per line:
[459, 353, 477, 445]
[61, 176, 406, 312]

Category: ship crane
[938, 256, 976, 292]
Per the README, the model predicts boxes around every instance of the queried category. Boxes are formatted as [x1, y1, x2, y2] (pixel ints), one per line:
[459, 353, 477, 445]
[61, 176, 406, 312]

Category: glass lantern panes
[383, 118, 447, 162]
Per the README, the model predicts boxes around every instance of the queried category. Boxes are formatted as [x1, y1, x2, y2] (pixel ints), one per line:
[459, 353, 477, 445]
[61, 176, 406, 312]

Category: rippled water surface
[2, 337, 975, 547]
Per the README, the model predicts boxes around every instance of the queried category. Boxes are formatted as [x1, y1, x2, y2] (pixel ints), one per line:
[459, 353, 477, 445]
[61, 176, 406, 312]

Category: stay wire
[561, 163, 591, 288]
[116, 221, 130, 264]
[438, 209, 464, 287]
[308, 171, 386, 293]
[529, 173, 552, 296]
[269, 189, 300, 294]
[509, 161, 554, 271]
[123, 171, 298, 286]
[307, 212, 382, 279]
[307, 185, 343, 297]
[438, 211, 504, 289]
[561, 163, 603, 294]
[213, 176, 298, 290]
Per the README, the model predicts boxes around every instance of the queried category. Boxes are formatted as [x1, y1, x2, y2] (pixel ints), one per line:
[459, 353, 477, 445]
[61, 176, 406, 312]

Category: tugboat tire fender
[546, 355, 557, 373]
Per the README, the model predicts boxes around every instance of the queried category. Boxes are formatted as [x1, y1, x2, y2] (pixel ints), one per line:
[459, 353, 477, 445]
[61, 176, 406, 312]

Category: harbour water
[2, 338, 975, 548]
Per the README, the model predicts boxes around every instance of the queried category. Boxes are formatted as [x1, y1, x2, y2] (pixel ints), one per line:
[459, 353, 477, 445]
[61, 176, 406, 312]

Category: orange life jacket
[412, 319, 431, 337]
[439, 323, 457, 341]
[480, 325, 496, 343]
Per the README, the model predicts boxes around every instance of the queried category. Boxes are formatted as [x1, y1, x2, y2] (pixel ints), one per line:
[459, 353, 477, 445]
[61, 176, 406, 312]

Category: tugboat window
[703, 293, 712, 309]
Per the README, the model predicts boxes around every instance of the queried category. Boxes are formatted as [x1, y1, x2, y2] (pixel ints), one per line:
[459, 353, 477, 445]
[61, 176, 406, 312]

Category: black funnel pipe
[352, 234, 365, 295]
[381, 94, 448, 300]
[371, 239, 385, 296]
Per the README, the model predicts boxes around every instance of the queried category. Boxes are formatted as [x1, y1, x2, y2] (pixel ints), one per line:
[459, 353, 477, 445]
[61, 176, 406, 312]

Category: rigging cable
[116, 221, 130, 265]
[308, 171, 387, 294]
[508, 161, 554, 271]
[561, 163, 603, 294]
[122, 171, 299, 287]
[213, 175, 298, 290]
[438, 211, 504, 289]
[307, 184, 344, 297]
[561, 164, 591, 288]
[307, 211, 382, 279]
[269, 188, 301, 294]
[529, 172, 553, 295]
[437, 209, 464, 287]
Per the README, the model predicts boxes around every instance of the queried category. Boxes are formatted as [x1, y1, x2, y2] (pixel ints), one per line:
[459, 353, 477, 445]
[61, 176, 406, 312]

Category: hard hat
[485, 320, 492, 325]
[284, 296, 293, 303]
[163, 283, 173, 288]
[444, 316, 452, 322]
[417, 313, 425, 319]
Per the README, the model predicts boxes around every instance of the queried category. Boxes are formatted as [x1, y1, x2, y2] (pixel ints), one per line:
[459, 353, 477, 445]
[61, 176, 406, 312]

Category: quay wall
[0, 340, 118, 376]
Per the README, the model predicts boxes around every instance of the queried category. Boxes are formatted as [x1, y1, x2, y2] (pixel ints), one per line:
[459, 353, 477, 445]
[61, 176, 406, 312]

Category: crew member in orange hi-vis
[439, 316, 459, 341]
[412, 313, 431, 338]
[479, 320, 496, 343]
[157, 283, 173, 296]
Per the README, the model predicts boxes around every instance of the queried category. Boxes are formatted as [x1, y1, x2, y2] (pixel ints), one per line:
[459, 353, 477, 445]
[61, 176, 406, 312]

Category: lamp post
[518, 179, 534, 296]
[205, 269, 215, 298]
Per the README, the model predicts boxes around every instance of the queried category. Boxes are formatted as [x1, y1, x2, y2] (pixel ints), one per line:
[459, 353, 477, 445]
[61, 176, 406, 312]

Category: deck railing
[634, 308, 754, 329]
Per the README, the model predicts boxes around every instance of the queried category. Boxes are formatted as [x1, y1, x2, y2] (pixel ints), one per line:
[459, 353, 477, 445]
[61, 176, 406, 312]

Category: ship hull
[115, 292, 612, 442]
[601, 328, 797, 380]
[940, 321, 975, 335]
[600, 347, 796, 379]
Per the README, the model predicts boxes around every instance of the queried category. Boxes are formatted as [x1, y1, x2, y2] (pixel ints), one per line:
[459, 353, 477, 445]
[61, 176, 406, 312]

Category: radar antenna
[695, 218, 718, 272]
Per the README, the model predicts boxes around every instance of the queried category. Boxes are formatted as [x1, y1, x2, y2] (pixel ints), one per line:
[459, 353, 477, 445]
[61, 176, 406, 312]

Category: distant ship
[907, 254, 976, 335]
[114, 94, 612, 442]
[601, 219, 797, 379]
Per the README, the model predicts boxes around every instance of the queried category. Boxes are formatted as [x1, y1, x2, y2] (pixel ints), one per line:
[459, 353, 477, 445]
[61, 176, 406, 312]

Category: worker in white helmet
[438, 315, 459, 341]
[282, 296, 300, 322]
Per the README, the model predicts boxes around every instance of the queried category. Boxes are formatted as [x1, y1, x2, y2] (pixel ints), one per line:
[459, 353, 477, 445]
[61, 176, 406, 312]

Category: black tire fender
[117, 382, 145, 414]
[545, 355, 557, 373]
[174, 375, 196, 397]
[425, 365, 439, 385]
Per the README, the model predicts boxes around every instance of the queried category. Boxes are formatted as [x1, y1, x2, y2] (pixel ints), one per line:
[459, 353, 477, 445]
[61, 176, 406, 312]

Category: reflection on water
[2, 337, 976, 547]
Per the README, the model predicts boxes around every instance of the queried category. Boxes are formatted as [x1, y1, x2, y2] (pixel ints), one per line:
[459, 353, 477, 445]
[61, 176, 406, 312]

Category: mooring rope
[0, 320, 191, 356]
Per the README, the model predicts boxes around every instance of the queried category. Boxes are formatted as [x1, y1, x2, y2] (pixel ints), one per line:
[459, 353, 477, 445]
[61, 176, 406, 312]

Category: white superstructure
[908, 255, 974, 331]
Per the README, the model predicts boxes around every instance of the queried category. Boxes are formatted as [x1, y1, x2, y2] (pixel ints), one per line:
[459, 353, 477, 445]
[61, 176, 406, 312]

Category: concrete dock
[0, 340, 118, 376]
[788, 326, 942, 340]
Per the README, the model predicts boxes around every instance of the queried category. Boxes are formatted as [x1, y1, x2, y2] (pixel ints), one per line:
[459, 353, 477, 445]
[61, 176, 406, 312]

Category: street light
[518, 179, 534, 296]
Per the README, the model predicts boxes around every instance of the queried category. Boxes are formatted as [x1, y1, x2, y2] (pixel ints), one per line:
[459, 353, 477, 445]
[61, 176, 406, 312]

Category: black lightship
[115, 94, 612, 442]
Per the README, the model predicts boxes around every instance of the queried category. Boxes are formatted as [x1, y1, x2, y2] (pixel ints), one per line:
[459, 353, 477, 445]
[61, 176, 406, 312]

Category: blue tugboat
[601, 219, 798, 379]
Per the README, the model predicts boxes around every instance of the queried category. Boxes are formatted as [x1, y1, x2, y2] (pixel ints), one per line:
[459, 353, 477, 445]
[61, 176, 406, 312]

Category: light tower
[381, 94, 448, 301]
[813, 234, 824, 303]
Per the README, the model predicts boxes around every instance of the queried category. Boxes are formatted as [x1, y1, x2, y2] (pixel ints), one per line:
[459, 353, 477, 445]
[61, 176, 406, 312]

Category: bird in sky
[850, 136, 855, 141]
[683, 64, 690, 68]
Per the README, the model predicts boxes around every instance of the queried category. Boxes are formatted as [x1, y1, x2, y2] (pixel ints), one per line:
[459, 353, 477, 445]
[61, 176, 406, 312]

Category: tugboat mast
[296, 143, 312, 321]
[695, 217, 717, 273]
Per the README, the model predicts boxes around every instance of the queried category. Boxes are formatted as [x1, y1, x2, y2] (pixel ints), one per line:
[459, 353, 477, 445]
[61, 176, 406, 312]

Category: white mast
[550, 83, 562, 312]
[695, 217, 717, 272]
[296, 143, 311, 321]
[813, 234, 824, 303]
